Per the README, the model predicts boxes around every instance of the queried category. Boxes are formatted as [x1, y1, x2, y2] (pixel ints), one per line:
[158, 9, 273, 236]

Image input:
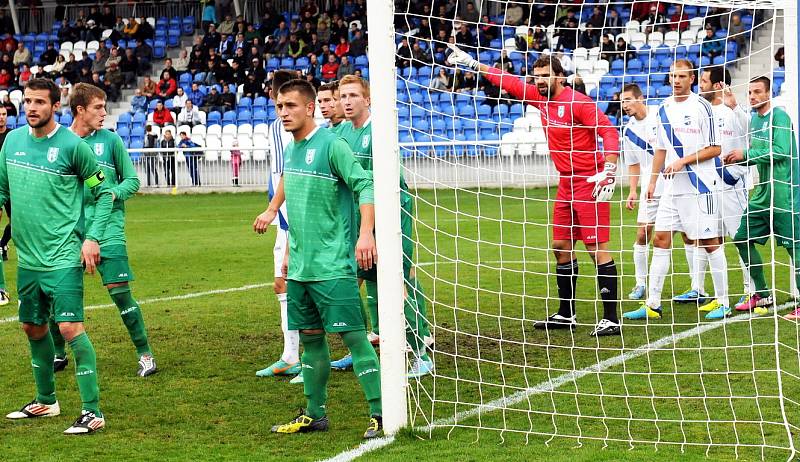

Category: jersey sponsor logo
[47, 147, 59, 163]
[13, 151, 25, 156]
[305, 148, 316, 164]
[361, 135, 370, 148]
[94, 143, 104, 157]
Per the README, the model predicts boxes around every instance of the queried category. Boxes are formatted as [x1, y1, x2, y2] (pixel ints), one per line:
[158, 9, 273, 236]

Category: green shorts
[734, 211, 800, 249]
[358, 190, 414, 282]
[287, 278, 365, 333]
[97, 244, 135, 285]
[18, 267, 84, 325]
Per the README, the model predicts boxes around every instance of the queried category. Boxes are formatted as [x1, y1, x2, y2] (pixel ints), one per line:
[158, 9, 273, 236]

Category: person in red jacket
[321, 54, 339, 82]
[334, 36, 350, 58]
[155, 70, 177, 100]
[447, 45, 622, 337]
[151, 100, 174, 126]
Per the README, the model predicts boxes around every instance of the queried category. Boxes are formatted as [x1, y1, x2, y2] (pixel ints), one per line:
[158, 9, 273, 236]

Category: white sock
[739, 254, 754, 295]
[633, 243, 649, 287]
[684, 244, 700, 293]
[707, 247, 729, 307]
[647, 247, 671, 308]
[695, 247, 709, 294]
[278, 293, 300, 364]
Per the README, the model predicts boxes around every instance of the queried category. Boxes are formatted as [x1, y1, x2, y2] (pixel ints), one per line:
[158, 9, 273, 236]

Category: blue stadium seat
[266, 57, 280, 71]
[492, 104, 509, 122]
[354, 55, 368, 68]
[253, 96, 268, 110]
[167, 28, 181, 47]
[7, 115, 16, 128]
[610, 59, 625, 76]
[509, 103, 523, 118]
[252, 109, 268, 125]
[116, 125, 130, 138]
[222, 111, 237, 126]
[238, 110, 252, 124]
[238, 97, 252, 110]
[153, 40, 167, 59]
[294, 56, 309, 70]
[207, 111, 222, 125]
[656, 85, 672, 98]
[117, 112, 132, 126]
[59, 113, 73, 126]
[179, 73, 192, 86]
[280, 57, 294, 68]
[399, 133, 414, 159]
[194, 72, 206, 83]
[182, 16, 195, 36]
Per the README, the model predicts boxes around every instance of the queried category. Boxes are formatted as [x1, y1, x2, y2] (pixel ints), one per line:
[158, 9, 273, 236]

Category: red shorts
[552, 175, 610, 244]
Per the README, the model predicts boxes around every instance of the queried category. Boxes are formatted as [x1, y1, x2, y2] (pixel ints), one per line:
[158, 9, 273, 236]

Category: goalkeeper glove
[587, 162, 617, 202]
[446, 43, 480, 71]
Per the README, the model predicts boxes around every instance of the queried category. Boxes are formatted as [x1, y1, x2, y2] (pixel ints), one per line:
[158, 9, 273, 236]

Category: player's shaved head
[271, 69, 298, 96]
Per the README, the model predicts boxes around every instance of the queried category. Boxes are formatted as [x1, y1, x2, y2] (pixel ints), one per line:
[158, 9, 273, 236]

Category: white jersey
[655, 93, 721, 196]
[711, 102, 752, 190]
[267, 118, 293, 229]
[623, 107, 664, 197]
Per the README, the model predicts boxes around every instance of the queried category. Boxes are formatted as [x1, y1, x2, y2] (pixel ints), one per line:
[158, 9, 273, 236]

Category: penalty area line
[319, 302, 795, 462]
[0, 282, 272, 325]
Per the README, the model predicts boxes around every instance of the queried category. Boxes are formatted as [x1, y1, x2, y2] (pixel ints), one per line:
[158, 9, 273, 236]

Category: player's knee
[21, 323, 48, 340]
[105, 281, 128, 290]
[635, 228, 649, 245]
[56, 322, 85, 342]
[653, 233, 671, 249]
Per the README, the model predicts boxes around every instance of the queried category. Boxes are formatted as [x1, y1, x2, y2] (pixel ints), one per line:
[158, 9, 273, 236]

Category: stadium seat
[252, 134, 268, 161]
[182, 16, 195, 35]
[207, 111, 222, 126]
[117, 113, 132, 126]
[205, 135, 221, 161]
[222, 124, 238, 136]
[59, 113, 73, 126]
[238, 124, 253, 137]
[280, 57, 294, 68]
[253, 96, 268, 110]
[252, 109, 268, 125]
[237, 134, 254, 161]
[191, 124, 207, 138]
[206, 124, 222, 137]
[237, 110, 252, 124]
[116, 126, 131, 138]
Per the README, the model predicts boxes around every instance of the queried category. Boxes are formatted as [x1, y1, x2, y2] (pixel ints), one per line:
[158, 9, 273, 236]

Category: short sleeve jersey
[655, 93, 720, 195]
[81, 128, 140, 248]
[623, 108, 663, 197]
[0, 125, 108, 270]
[283, 126, 374, 282]
[710, 103, 751, 190]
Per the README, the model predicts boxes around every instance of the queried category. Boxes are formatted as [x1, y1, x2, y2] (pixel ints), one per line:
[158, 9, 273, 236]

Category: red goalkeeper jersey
[483, 67, 620, 176]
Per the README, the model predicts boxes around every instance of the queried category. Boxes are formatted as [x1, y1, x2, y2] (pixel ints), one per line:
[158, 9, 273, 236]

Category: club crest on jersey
[47, 147, 59, 163]
[361, 135, 370, 148]
[557, 106, 565, 118]
[305, 149, 316, 164]
[683, 115, 692, 126]
[94, 143, 104, 156]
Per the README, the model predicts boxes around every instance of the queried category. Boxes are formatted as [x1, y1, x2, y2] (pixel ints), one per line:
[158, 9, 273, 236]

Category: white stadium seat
[500, 132, 517, 157]
[61, 41, 73, 52]
[252, 134, 268, 161]
[177, 125, 192, 137]
[238, 123, 253, 136]
[253, 123, 270, 135]
[681, 30, 697, 45]
[191, 125, 206, 137]
[573, 47, 589, 60]
[647, 31, 664, 47]
[630, 32, 647, 49]
[625, 20, 640, 34]
[236, 134, 253, 161]
[72, 41, 86, 53]
[663, 31, 680, 47]
[220, 134, 235, 161]
[206, 125, 222, 137]
[222, 124, 238, 135]
[204, 135, 221, 161]
[150, 126, 161, 138]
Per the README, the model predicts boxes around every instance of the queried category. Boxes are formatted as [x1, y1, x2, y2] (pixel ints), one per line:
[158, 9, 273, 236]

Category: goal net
[372, 0, 800, 458]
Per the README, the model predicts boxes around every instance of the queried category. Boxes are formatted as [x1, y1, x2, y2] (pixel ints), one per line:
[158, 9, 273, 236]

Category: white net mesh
[388, 0, 800, 457]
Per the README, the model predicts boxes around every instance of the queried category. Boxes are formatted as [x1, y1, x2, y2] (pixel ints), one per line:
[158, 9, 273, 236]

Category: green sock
[409, 277, 430, 338]
[49, 317, 67, 358]
[68, 332, 101, 415]
[404, 294, 430, 362]
[360, 294, 370, 331]
[736, 241, 769, 296]
[109, 286, 151, 356]
[299, 332, 330, 419]
[365, 280, 379, 334]
[29, 332, 56, 405]
[340, 330, 382, 416]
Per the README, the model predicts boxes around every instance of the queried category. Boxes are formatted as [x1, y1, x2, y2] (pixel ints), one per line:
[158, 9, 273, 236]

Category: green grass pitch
[0, 190, 797, 461]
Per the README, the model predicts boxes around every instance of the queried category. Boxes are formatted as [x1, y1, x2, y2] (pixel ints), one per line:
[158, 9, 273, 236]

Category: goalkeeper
[448, 45, 621, 336]
[725, 76, 800, 319]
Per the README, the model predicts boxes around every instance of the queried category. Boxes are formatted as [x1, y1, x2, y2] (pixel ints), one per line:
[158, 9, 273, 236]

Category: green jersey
[0, 125, 113, 271]
[81, 129, 141, 248]
[338, 118, 408, 189]
[329, 121, 344, 135]
[283, 126, 374, 281]
[743, 107, 800, 213]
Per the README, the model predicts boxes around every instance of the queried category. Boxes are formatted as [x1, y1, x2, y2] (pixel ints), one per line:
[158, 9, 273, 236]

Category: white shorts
[636, 196, 659, 224]
[721, 186, 748, 239]
[273, 227, 288, 279]
[655, 192, 722, 240]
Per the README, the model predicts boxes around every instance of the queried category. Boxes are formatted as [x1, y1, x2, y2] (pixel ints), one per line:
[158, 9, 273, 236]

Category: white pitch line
[0, 283, 272, 324]
[320, 302, 795, 462]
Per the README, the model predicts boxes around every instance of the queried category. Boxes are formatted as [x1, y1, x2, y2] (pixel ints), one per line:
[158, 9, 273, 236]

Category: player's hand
[587, 162, 617, 202]
[446, 43, 480, 71]
[626, 190, 638, 210]
[662, 159, 685, 178]
[355, 232, 377, 270]
[722, 84, 738, 109]
[253, 208, 277, 234]
[725, 149, 744, 164]
[81, 239, 101, 275]
[646, 181, 656, 201]
[281, 252, 289, 279]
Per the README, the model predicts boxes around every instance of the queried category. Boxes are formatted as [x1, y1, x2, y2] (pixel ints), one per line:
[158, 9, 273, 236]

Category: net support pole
[366, 0, 408, 435]
[787, 0, 799, 298]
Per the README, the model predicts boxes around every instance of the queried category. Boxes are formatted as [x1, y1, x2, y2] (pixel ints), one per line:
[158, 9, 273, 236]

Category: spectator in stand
[120, 49, 138, 88]
[430, 67, 452, 92]
[80, 50, 93, 70]
[2, 94, 16, 117]
[230, 60, 246, 85]
[140, 75, 156, 100]
[242, 73, 263, 99]
[152, 100, 174, 127]
[104, 62, 123, 102]
[77, 66, 93, 84]
[220, 84, 236, 112]
[317, 20, 331, 43]
[232, 47, 248, 68]
[348, 29, 366, 57]
[58, 87, 70, 114]
[156, 70, 177, 100]
[299, 20, 315, 44]
[605, 9, 623, 37]
[135, 39, 153, 73]
[410, 41, 430, 68]
[396, 37, 411, 69]
[114, 16, 126, 35]
[580, 23, 601, 49]
[728, 14, 747, 55]
[172, 87, 188, 112]
[331, 16, 348, 42]
[287, 33, 306, 59]
[230, 140, 242, 186]
[775, 46, 785, 67]
[91, 47, 108, 75]
[456, 71, 478, 93]
[85, 19, 103, 42]
[305, 53, 322, 81]
[555, 17, 579, 51]
[605, 91, 622, 121]
[188, 82, 205, 107]
[161, 129, 177, 187]
[321, 54, 339, 81]
[51, 54, 66, 78]
[218, 33, 233, 59]
[245, 24, 260, 43]
[143, 124, 160, 187]
[0, 68, 11, 90]
[189, 48, 207, 75]
[462, 2, 480, 23]
[39, 42, 57, 66]
[203, 24, 222, 51]
[13, 42, 31, 67]
[617, 37, 635, 62]
[203, 86, 225, 113]
[177, 100, 202, 127]
[273, 20, 289, 40]
[130, 88, 147, 113]
[178, 131, 201, 186]
[336, 55, 353, 80]
[250, 57, 267, 82]
[702, 27, 724, 59]
[202, 3, 217, 31]
[173, 50, 190, 77]
[455, 23, 476, 50]
[304, 33, 324, 57]
[162, 58, 178, 81]
[233, 32, 247, 53]
[301, 0, 320, 19]
[634, 2, 664, 22]
[214, 61, 233, 85]
[495, 49, 514, 74]
[600, 34, 617, 63]
[669, 5, 689, 32]
[334, 36, 350, 58]
[63, 53, 79, 82]
[587, 6, 605, 28]
[218, 14, 235, 35]
[105, 47, 122, 71]
[123, 17, 139, 39]
[19, 64, 32, 86]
